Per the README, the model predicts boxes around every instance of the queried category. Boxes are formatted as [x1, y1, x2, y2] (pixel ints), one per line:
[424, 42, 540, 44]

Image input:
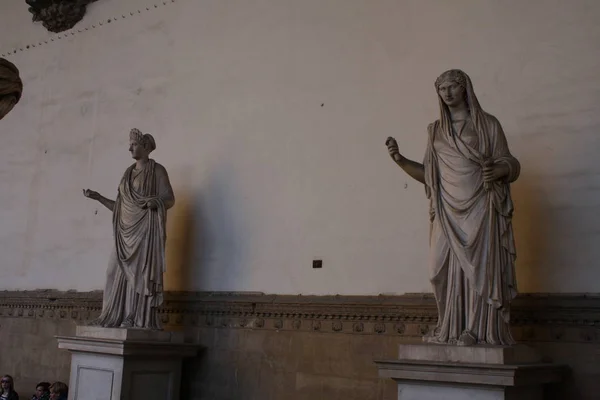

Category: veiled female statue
[84, 128, 175, 329]
[386, 69, 520, 346]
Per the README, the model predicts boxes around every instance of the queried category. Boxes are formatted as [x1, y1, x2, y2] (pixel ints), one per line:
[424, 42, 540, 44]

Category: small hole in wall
[313, 260, 322, 269]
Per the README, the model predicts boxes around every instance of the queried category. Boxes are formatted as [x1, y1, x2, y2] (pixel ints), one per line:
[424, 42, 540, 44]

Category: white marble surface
[397, 342, 542, 364]
[397, 382, 542, 400]
[376, 343, 565, 400]
[76, 326, 184, 343]
[59, 326, 198, 400]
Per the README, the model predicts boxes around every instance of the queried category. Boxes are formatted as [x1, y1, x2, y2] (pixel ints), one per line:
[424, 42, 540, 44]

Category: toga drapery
[94, 159, 174, 329]
[422, 77, 520, 345]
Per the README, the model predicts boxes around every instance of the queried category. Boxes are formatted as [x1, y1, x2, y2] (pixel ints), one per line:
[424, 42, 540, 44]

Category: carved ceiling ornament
[0, 58, 23, 120]
[26, 0, 98, 33]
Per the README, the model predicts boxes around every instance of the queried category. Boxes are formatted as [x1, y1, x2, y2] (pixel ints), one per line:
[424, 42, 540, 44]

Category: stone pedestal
[56, 326, 199, 400]
[375, 342, 567, 400]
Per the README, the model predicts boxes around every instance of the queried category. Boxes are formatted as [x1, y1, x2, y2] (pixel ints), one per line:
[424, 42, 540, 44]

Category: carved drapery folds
[26, 0, 98, 33]
[0, 58, 23, 120]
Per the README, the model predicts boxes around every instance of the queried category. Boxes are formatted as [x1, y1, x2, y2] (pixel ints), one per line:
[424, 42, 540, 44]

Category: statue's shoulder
[479, 112, 506, 136]
[152, 161, 170, 176]
[427, 119, 440, 134]
[481, 111, 501, 126]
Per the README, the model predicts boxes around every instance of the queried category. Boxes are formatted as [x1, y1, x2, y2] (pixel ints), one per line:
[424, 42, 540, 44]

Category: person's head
[129, 128, 156, 160]
[435, 69, 467, 108]
[1, 375, 14, 393]
[35, 382, 50, 398]
[49, 381, 68, 400]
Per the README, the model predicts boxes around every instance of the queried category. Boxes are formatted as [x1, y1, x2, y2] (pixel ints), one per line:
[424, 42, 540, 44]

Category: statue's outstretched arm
[385, 137, 425, 184]
[83, 189, 115, 212]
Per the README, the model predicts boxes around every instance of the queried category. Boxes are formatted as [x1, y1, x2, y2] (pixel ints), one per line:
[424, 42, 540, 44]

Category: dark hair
[1, 375, 14, 392]
[36, 382, 50, 392]
[49, 381, 68, 396]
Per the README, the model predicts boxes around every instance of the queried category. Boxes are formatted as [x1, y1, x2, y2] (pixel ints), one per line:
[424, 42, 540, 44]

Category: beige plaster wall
[0, 0, 599, 294]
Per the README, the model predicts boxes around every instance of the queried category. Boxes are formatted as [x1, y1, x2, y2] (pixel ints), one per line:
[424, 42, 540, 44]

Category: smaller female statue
[84, 128, 175, 329]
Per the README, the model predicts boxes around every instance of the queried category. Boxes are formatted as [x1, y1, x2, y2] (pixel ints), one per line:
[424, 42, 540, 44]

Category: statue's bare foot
[120, 318, 134, 328]
[421, 326, 442, 343]
[457, 330, 477, 346]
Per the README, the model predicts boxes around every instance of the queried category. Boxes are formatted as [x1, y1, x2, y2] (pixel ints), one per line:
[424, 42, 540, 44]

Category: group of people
[0, 376, 68, 400]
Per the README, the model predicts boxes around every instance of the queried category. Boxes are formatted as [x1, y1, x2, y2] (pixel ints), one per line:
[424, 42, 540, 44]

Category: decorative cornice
[26, 0, 99, 34]
[1, 291, 600, 343]
[1, 1, 177, 57]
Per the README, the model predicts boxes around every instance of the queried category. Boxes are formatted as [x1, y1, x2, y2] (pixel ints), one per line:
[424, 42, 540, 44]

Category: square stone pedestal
[375, 342, 567, 400]
[56, 326, 199, 400]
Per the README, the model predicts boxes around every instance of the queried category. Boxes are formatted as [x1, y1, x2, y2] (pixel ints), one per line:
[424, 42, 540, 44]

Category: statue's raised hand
[83, 189, 101, 201]
[386, 137, 403, 163]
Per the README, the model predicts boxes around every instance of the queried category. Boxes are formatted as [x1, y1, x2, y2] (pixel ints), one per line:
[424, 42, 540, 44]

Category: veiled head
[433, 70, 488, 141]
[129, 128, 156, 159]
[435, 69, 467, 108]
[435, 69, 467, 91]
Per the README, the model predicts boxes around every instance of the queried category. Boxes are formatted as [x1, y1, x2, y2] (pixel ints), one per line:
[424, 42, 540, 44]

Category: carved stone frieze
[26, 0, 98, 33]
[1, 290, 600, 343]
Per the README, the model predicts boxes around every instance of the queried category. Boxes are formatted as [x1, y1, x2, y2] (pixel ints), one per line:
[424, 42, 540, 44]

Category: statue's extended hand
[482, 160, 509, 183]
[386, 136, 403, 163]
[83, 189, 101, 201]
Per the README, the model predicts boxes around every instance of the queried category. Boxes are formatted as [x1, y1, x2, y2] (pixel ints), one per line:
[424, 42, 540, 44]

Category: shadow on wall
[165, 191, 196, 291]
[511, 172, 553, 293]
[165, 164, 247, 292]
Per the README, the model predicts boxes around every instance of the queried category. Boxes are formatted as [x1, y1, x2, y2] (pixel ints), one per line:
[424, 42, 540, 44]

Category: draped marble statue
[0, 58, 23, 120]
[84, 128, 175, 329]
[386, 70, 520, 346]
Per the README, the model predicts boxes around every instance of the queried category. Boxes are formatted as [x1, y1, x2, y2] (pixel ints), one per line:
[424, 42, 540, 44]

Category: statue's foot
[457, 330, 477, 346]
[120, 318, 134, 328]
[423, 335, 440, 344]
[422, 326, 442, 343]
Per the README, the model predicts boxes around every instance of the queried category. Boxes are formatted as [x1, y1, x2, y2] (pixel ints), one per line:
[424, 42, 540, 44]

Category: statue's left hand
[143, 199, 160, 209]
[483, 161, 509, 183]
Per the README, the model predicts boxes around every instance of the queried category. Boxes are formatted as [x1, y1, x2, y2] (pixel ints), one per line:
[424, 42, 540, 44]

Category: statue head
[434, 70, 488, 140]
[435, 69, 467, 108]
[129, 128, 156, 160]
[0, 58, 23, 121]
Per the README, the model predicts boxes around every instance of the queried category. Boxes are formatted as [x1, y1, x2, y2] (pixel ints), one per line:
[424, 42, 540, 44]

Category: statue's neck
[135, 158, 150, 170]
[448, 105, 469, 122]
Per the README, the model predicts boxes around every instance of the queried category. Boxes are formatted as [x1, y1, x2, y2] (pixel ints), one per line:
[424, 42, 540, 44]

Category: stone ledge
[56, 335, 199, 357]
[375, 359, 567, 387]
[75, 325, 184, 343]
[396, 341, 542, 364]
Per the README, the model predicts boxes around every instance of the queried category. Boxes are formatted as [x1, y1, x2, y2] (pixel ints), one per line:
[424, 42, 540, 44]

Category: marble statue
[0, 58, 23, 120]
[83, 128, 175, 329]
[386, 69, 520, 346]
